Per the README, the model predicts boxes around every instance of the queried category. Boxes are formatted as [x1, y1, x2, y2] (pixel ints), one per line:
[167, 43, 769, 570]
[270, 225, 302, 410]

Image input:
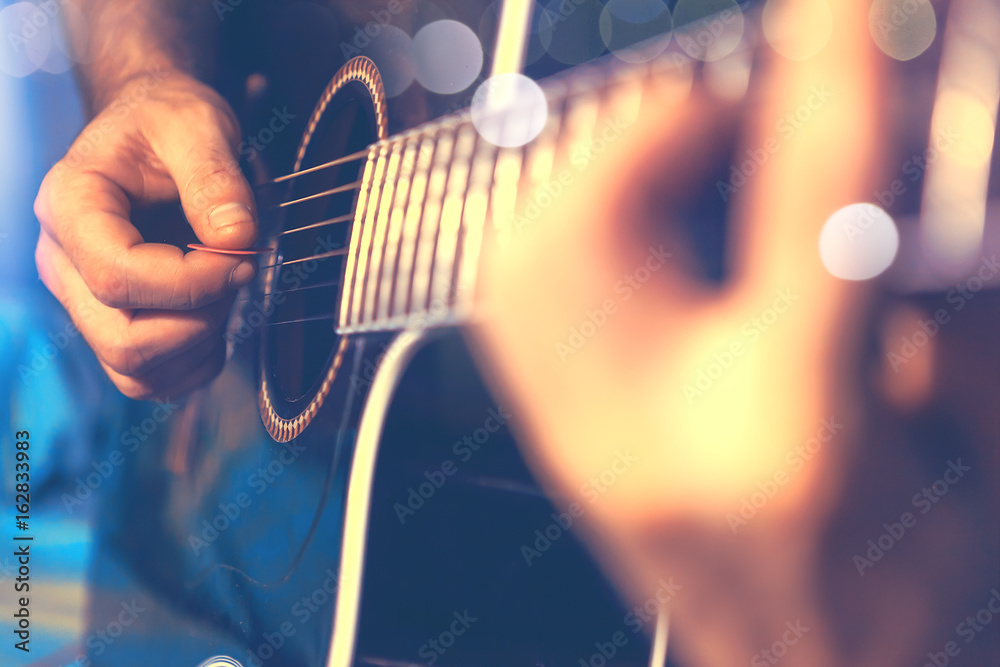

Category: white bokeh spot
[412, 20, 483, 95]
[819, 203, 900, 280]
[472, 73, 548, 148]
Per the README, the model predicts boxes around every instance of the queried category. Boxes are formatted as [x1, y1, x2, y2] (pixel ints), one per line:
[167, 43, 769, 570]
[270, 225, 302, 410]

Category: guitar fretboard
[336, 48, 697, 334]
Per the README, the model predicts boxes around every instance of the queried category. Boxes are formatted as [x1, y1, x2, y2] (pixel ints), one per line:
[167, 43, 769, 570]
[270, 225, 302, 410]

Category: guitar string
[268, 180, 364, 210]
[265, 313, 340, 327]
[257, 247, 350, 269]
[273, 212, 354, 237]
[260, 278, 343, 298]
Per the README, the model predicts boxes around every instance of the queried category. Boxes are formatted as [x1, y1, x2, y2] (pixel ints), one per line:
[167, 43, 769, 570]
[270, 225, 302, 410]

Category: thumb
[157, 117, 259, 249]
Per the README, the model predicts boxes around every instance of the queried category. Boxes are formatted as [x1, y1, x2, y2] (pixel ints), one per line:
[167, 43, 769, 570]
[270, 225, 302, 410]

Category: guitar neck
[336, 49, 692, 335]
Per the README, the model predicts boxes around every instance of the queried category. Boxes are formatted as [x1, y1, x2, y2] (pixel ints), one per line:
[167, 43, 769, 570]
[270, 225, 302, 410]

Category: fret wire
[489, 147, 524, 245]
[604, 64, 647, 131]
[560, 85, 603, 182]
[339, 147, 378, 327]
[430, 124, 477, 311]
[349, 145, 390, 326]
[393, 134, 438, 318]
[410, 128, 456, 316]
[454, 136, 497, 316]
[522, 95, 565, 190]
[377, 135, 419, 321]
[362, 140, 405, 324]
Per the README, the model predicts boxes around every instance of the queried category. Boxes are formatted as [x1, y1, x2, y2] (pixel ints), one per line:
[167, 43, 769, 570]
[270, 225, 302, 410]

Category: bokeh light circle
[0, 2, 52, 77]
[599, 0, 673, 63]
[869, 0, 937, 62]
[542, 0, 608, 66]
[672, 0, 744, 62]
[360, 25, 415, 98]
[819, 203, 899, 280]
[472, 73, 549, 148]
[762, 0, 833, 61]
[412, 20, 483, 95]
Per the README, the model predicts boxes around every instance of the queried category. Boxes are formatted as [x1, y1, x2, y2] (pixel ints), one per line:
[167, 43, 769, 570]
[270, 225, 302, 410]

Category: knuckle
[103, 340, 151, 378]
[34, 163, 71, 224]
[102, 344, 133, 377]
[87, 264, 129, 308]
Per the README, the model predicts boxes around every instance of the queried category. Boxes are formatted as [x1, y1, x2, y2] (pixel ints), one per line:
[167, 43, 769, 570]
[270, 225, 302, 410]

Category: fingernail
[230, 260, 256, 287]
[209, 202, 254, 231]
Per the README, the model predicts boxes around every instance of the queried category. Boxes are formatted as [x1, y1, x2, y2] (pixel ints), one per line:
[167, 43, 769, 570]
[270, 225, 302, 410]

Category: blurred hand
[34, 70, 258, 400]
[472, 2, 886, 665]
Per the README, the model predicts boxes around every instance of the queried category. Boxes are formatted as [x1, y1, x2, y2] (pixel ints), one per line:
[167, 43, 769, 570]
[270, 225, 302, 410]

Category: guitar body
[86, 55, 662, 667]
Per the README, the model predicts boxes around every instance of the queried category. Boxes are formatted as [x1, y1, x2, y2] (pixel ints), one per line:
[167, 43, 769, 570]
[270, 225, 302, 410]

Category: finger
[99, 335, 228, 401]
[35, 166, 256, 309]
[148, 110, 259, 250]
[730, 0, 885, 292]
[36, 231, 234, 377]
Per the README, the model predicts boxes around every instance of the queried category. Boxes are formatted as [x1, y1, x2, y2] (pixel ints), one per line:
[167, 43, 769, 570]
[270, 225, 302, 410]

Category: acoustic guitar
[89, 4, 743, 667]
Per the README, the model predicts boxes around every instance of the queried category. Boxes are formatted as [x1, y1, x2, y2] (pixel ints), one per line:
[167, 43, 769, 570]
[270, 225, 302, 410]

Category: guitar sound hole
[266, 88, 375, 403]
